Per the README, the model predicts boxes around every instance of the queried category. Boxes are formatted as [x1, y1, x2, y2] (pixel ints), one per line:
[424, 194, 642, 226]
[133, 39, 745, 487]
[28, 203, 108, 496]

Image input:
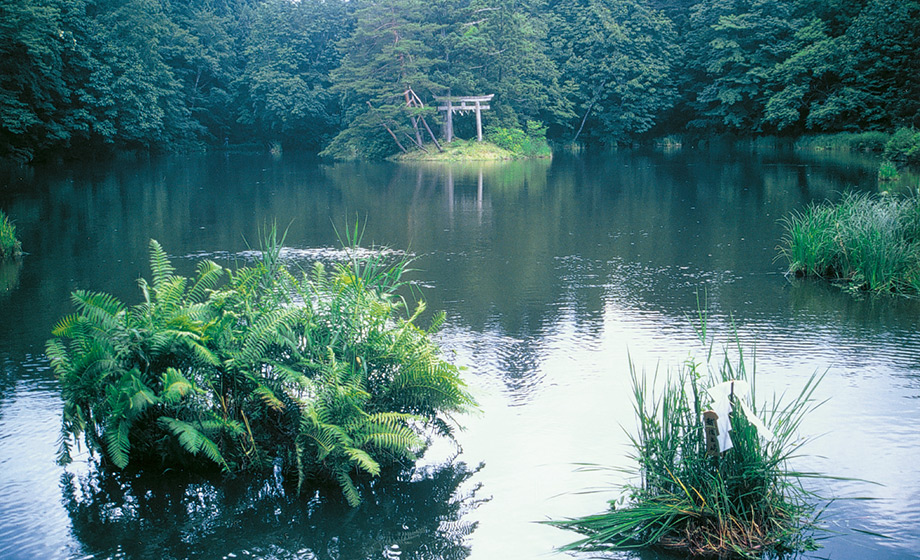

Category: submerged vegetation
[47, 231, 474, 506]
[779, 191, 920, 294]
[0, 210, 22, 259]
[548, 325, 826, 558]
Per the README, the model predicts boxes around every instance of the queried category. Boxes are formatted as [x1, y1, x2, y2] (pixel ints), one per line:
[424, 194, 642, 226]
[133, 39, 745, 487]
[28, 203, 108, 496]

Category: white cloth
[706, 380, 774, 453]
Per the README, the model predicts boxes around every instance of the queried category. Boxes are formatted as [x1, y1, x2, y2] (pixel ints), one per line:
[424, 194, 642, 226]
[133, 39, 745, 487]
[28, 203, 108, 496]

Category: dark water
[1, 145, 919, 560]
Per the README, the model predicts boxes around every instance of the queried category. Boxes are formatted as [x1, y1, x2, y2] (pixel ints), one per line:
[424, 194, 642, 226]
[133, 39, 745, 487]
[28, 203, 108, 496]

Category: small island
[391, 137, 550, 161]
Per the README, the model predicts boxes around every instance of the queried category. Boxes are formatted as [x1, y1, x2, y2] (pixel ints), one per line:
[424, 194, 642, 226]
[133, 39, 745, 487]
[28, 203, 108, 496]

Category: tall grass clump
[0, 209, 22, 259]
[547, 327, 826, 558]
[47, 231, 475, 506]
[779, 191, 920, 293]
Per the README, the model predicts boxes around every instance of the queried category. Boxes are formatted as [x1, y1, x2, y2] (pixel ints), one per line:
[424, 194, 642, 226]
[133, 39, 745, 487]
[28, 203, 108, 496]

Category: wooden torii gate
[434, 94, 494, 143]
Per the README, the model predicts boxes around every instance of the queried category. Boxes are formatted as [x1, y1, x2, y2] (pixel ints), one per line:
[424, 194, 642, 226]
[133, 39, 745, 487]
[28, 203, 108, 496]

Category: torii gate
[434, 94, 494, 143]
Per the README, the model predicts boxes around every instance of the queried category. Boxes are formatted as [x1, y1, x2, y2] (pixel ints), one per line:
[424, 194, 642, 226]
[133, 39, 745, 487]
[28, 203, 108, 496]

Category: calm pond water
[1, 145, 919, 560]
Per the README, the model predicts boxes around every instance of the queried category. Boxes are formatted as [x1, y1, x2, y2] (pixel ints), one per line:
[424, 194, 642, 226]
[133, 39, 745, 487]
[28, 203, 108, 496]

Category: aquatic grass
[0, 209, 22, 259]
[779, 191, 920, 293]
[547, 328, 827, 558]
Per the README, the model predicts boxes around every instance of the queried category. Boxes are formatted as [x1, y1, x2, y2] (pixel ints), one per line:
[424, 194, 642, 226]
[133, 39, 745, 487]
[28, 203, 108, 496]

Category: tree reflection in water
[62, 455, 486, 560]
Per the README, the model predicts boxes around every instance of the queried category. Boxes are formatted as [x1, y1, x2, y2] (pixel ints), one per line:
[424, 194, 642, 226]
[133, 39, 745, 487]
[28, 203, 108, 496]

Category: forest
[2, 0, 918, 162]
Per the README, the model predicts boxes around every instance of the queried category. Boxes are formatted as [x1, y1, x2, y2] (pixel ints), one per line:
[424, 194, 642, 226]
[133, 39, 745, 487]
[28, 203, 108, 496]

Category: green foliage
[3, 0, 919, 159]
[878, 160, 900, 182]
[237, 0, 349, 150]
[548, 0, 679, 143]
[547, 325, 826, 558]
[48, 235, 474, 505]
[0, 209, 22, 258]
[884, 128, 920, 165]
[796, 131, 891, 152]
[779, 191, 920, 294]
[485, 120, 550, 158]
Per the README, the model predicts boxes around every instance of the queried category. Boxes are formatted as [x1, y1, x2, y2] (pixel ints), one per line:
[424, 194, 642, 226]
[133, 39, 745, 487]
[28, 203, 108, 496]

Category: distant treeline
[2, 0, 918, 161]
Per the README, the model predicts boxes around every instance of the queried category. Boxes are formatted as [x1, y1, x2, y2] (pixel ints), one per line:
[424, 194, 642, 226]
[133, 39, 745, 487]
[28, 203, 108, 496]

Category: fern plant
[49, 235, 474, 506]
[48, 241, 232, 470]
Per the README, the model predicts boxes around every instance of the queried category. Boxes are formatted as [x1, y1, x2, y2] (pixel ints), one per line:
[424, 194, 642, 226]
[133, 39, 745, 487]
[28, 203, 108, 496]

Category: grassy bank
[779, 191, 920, 294]
[0, 210, 22, 259]
[547, 325, 825, 558]
[392, 139, 517, 161]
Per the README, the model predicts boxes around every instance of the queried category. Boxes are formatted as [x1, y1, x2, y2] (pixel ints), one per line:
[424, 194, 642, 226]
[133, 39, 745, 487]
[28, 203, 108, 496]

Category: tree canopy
[2, 0, 917, 161]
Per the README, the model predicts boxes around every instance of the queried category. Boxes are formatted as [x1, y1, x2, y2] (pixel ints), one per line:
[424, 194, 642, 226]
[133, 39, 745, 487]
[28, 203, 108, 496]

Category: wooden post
[475, 100, 483, 142]
[446, 98, 453, 143]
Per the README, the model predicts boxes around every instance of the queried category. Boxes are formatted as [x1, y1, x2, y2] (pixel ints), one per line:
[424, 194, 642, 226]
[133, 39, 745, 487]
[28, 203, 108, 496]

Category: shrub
[547, 325, 826, 558]
[485, 120, 552, 158]
[47, 235, 474, 506]
[884, 128, 920, 165]
[0, 209, 22, 259]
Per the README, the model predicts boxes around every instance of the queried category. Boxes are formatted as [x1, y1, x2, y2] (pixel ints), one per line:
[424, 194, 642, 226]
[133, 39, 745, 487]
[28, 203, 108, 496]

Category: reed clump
[779, 191, 920, 294]
[548, 329, 825, 559]
[0, 209, 22, 259]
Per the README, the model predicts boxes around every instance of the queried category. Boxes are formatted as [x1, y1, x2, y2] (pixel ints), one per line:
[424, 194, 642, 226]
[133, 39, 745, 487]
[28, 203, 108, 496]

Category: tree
[324, 0, 444, 159]
[237, 0, 350, 149]
[454, 0, 572, 129]
[549, 0, 679, 143]
[0, 0, 74, 160]
[684, 0, 801, 132]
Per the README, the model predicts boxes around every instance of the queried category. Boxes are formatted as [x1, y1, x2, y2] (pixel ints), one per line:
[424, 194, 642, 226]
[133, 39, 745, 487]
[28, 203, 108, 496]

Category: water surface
[1, 145, 918, 559]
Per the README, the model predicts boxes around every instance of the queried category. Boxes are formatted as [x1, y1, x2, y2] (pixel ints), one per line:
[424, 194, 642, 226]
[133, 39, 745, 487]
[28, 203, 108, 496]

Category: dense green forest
[2, 0, 918, 161]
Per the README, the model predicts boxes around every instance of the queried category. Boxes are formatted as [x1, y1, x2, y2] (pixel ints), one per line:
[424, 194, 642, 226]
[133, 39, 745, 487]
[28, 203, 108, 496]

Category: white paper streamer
[706, 380, 774, 453]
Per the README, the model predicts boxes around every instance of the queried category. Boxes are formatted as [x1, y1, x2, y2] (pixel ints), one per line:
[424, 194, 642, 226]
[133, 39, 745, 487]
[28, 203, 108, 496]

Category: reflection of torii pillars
[434, 95, 494, 142]
[445, 166, 485, 221]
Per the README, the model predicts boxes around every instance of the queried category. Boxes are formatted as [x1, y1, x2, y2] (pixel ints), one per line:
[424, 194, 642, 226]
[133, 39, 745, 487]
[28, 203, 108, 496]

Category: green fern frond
[182, 337, 220, 367]
[361, 431, 421, 460]
[56, 429, 74, 466]
[344, 447, 380, 476]
[105, 419, 131, 469]
[71, 289, 125, 317]
[198, 434, 229, 471]
[187, 260, 225, 304]
[200, 418, 245, 437]
[337, 470, 362, 507]
[71, 290, 126, 333]
[50, 314, 83, 338]
[154, 276, 188, 311]
[426, 310, 446, 334]
[45, 338, 72, 373]
[158, 417, 229, 470]
[253, 385, 285, 411]
[148, 239, 176, 290]
[366, 411, 418, 429]
[161, 368, 195, 403]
